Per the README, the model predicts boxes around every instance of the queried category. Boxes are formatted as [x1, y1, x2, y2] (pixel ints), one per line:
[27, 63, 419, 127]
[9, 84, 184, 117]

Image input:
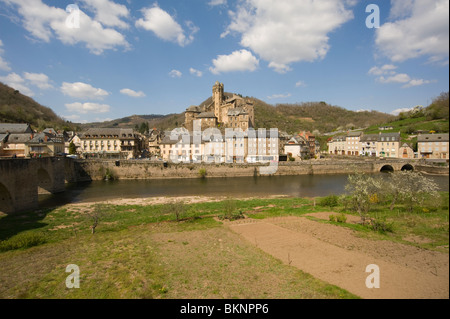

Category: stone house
[79, 128, 141, 159]
[418, 133, 449, 159]
[377, 132, 401, 158]
[399, 143, 415, 159]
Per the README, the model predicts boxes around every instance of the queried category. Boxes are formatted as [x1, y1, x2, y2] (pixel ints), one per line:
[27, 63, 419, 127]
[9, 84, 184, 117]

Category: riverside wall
[65, 158, 448, 182]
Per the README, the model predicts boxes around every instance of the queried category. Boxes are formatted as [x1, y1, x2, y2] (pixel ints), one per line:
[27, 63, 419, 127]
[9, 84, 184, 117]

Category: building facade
[79, 128, 141, 159]
[418, 134, 449, 159]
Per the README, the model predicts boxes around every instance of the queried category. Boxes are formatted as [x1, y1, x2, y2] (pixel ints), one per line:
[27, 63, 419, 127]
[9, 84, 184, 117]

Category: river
[39, 174, 449, 207]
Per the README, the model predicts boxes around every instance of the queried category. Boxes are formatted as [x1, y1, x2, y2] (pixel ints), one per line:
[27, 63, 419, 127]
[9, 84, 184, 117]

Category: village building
[185, 82, 255, 132]
[377, 132, 401, 158]
[79, 128, 141, 159]
[284, 136, 310, 160]
[0, 123, 34, 158]
[360, 134, 378, 157]
[399, 143, 416, 159]
[345, 131, 363, 156]
[328, 135, 346, 155]
[26, 132, 65, 157]
[418, 133, 449, 159]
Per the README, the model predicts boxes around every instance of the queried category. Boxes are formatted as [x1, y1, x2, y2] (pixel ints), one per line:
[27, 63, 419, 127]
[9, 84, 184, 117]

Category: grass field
[0, 193, 448, 299]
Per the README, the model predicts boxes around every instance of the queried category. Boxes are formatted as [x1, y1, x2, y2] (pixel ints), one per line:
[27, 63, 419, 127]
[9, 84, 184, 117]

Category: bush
[329, 213, 347, 223]
[198, 168, 207, 178]
[368, 218, 394, 233]
[319, 195, 339, 207]
[0, 232, 46, 252]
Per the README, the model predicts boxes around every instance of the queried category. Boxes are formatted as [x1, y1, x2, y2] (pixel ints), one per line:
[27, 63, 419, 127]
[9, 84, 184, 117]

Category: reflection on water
[39, 174, 449, 207]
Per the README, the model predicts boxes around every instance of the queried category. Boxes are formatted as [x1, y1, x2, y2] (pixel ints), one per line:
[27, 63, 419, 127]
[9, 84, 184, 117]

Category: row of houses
[0, 124, 144, 159]
[327, 131, 449, 159]
[0, 124, 65, 158]
[159, 129, 279, 163]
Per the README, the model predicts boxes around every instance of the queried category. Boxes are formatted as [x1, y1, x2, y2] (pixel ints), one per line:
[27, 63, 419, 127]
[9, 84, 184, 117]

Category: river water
[40, 174, 449, 207]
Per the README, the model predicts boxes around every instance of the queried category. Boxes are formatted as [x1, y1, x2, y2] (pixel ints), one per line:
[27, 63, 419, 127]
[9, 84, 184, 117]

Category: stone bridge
[0, 158, 66, 214]
[372, 159, 416, 173]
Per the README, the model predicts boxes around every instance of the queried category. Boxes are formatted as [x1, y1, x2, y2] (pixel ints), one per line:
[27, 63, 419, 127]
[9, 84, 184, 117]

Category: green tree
[68, 141, 77, 155]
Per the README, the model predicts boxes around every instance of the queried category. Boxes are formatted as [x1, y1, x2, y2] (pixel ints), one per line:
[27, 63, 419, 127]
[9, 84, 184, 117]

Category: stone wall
[69, 159, 383, 181]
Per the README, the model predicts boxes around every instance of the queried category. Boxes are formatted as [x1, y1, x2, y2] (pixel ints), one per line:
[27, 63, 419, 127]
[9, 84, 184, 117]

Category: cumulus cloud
[375, 0, 449, 63]
[295, 81, 306, 88]
[209, 0, 227, 6]
[61, 82, 109, 100]
[0, 40, 11, 72]
[136, 4, 198, 47]
[222, 0, 355, 73]
[209, 49, 259, 74]
[189, 68, 203, 77]
[0, 72, 34, 96]
[65, 102, 111, 114]
[267, 93, 291, 100]
[1, 0, 129, 55]
[120, 88, 146, 98]
[169, 70, 182, 78]
[81, 0, 130, 29]
[390, 107, 414, 116]
[369, 65, 433, 89]
[23, 72, 53, 89]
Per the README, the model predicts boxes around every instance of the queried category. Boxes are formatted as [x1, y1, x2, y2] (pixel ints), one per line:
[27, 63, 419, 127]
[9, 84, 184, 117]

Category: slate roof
[0, 123, 33, 134]
[417, 133, 449, 142]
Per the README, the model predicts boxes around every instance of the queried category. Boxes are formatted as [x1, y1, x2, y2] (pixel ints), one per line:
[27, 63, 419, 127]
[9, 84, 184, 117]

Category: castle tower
[212, 81, 224, 122]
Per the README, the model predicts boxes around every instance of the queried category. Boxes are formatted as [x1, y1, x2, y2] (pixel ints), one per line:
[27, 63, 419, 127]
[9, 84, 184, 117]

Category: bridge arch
[0, 182, 13, 214]
[380, 165, 394, 173]
[401, 164, 414, 171]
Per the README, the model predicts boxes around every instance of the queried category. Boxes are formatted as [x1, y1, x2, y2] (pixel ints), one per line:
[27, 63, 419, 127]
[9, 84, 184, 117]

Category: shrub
[198, 168, 207, 178]
[329, 213, 347, 223]
[319, 195, 339, 207]
[0, 232, 46, 252]
[368, 218, 394, 233]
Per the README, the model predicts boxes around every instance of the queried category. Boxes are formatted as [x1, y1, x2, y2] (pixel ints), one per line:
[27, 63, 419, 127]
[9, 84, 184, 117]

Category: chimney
[44, 135, 48, 142]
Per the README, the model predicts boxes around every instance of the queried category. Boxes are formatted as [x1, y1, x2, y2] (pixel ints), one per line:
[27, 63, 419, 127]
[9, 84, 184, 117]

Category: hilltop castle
[185, 82, 255, 131]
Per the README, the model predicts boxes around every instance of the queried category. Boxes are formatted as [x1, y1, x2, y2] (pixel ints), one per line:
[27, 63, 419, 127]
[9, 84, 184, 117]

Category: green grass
[0, 194, 447, 298]
[364, 116, 449, 145]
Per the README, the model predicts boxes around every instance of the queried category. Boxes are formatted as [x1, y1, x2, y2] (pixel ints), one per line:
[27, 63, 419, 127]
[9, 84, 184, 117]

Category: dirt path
[226, 216, 449, 299]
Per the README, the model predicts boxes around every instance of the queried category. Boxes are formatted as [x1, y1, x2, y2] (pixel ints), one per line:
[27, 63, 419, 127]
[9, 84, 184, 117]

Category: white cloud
[136, 4, 198, 47]
[169, 70, 182, 78]
[2, 0, 129, 55]
[23, 72, 53, 89]
[0, 72, 34, 96]
[267, 93, 291, 100]
[375, 0, 449, 63]
[120, 88, 146, 98]
[61, 82, 109, 100]
[63, 114, 81, 121]
[209, 0, 227, 6]
[402, 79, 432, 89]
[295, 81, 306, 88]
[0, 40, 10, 71]
[368, 64, 397, 76]
[378, 73, 411, 84]
[210, 49, 259, 74]
[65, 102, 110, 114]
[189, 68, 203, 77]
[0, 40, 11, 72]
[81, 0, 130, 29]
[390, 107, 414, 116]
[222, 0, 355, 72]
[369, 65, 433, 89]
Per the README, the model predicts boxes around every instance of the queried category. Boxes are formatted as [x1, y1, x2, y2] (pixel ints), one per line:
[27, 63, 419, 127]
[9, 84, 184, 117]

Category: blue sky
[0, 0, 448, 124]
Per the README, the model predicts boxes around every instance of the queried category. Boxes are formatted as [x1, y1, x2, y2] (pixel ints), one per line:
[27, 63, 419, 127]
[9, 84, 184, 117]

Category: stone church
[185, 82, 255, 131]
